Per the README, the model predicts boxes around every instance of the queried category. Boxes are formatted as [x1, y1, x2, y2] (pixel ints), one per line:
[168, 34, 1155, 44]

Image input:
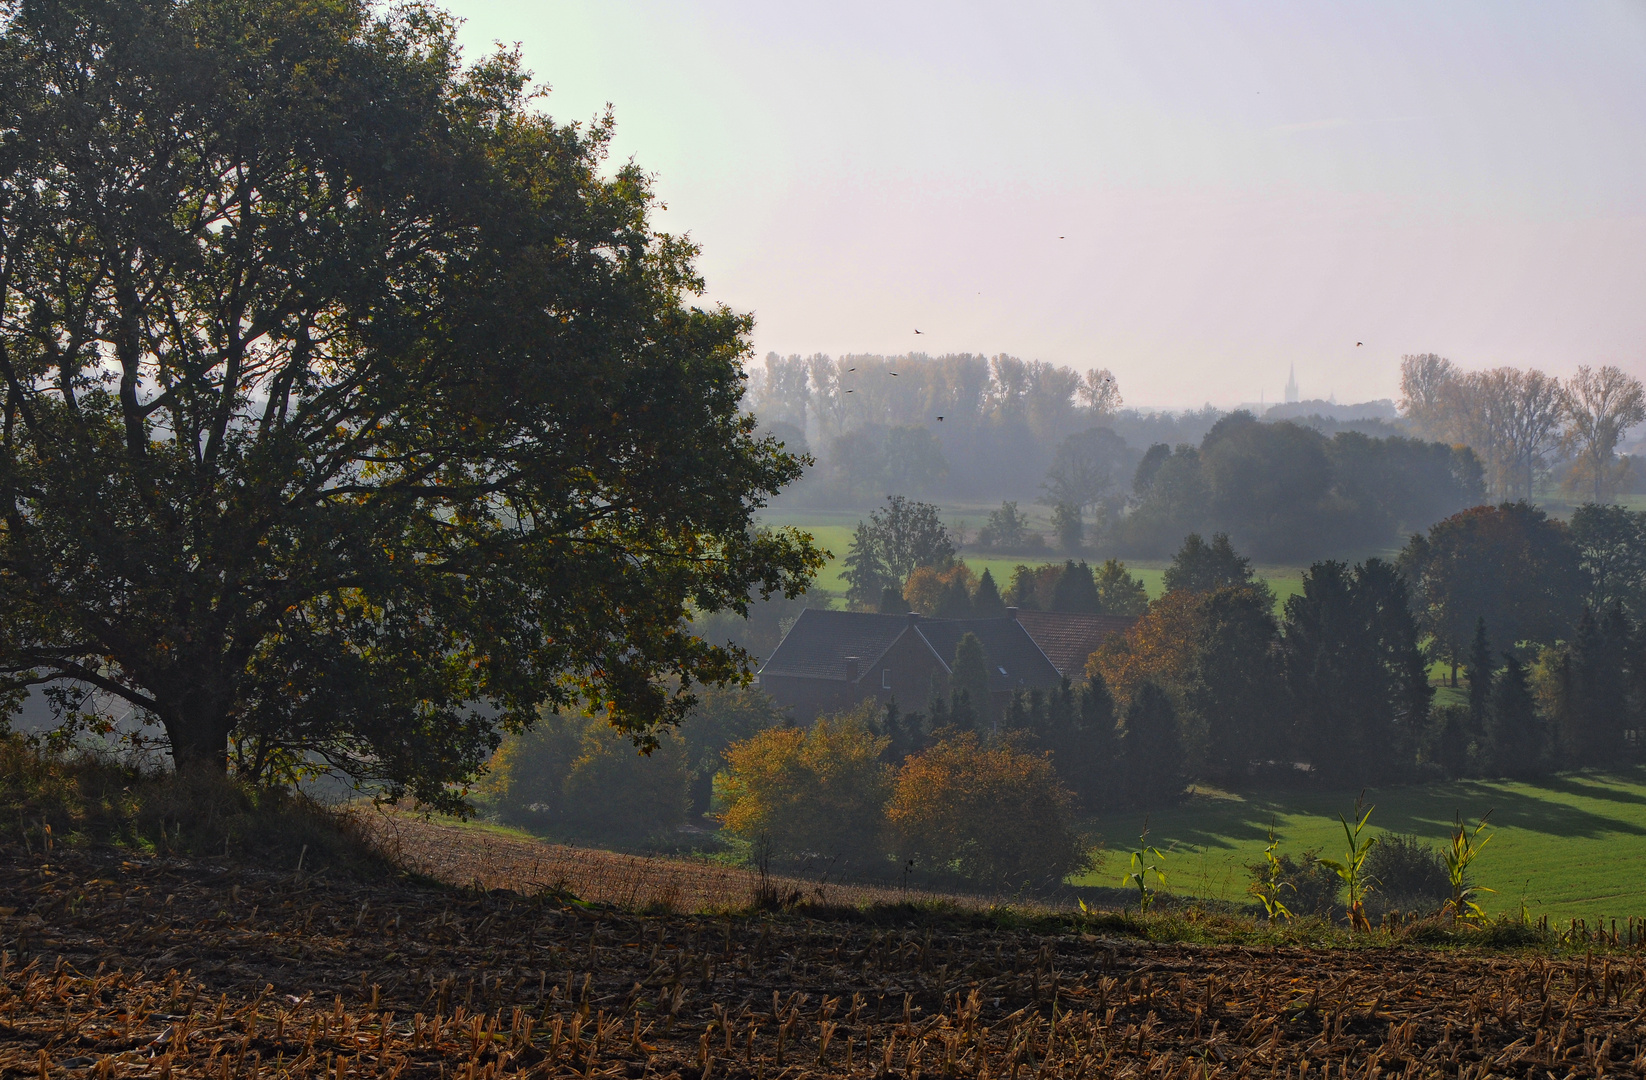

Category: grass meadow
[758, 509, 1306, 610]
[1073, 768, 1646, 921]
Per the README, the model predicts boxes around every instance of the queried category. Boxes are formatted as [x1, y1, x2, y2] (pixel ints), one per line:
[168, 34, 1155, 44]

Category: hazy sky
[442, 2, 1646, 408]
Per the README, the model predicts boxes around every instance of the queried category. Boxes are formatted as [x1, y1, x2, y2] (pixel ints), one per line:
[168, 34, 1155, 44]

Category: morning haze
[444, 0, 1646, 407]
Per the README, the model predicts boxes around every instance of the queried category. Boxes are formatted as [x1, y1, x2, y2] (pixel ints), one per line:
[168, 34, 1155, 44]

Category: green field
[1072, 770, 1646, 921]
[759, 510, 1305, 610]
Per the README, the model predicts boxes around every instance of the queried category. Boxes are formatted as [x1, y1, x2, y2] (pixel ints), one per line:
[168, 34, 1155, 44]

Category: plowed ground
[2, 819, 1644, 1080]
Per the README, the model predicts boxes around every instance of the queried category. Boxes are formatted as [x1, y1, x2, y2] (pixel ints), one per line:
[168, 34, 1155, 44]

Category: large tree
[0, 0, 820, 804]
[1399, 503, 1582, 672]
[1562, 365, 1646, 503]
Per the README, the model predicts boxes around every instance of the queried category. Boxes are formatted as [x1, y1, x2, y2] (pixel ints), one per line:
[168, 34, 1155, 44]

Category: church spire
[1284, 364, 1299, 404]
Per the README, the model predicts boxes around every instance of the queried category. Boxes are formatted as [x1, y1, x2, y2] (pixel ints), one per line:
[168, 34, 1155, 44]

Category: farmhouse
[756, 607, 1135, 721]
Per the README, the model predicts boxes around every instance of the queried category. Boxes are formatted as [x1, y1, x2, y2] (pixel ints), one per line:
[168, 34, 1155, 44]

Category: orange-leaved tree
[904, 562, 978, 617]
[714, 703, 891, 866]
[886, 732, 1090, 890]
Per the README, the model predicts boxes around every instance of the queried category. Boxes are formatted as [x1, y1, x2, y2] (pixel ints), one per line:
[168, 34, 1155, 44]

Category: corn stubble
[4, 828, 1646, 1080]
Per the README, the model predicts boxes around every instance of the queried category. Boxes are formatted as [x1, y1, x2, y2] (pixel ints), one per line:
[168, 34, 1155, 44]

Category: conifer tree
[949, 632, 992, 730]
[1467, 618, 1494, 736]
[1121, 681, 1184, 808]
[1051, 560, 1102, 613]
[1488, 654, 1545, 778]
[972, 568, 1007, 614]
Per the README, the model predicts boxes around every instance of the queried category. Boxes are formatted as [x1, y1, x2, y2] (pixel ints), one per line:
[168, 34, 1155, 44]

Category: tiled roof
[757, 609, 1063, 692]
[1011, 609, 1138, 678]
[755, 609, 930, 681]
[915, 618, 1062, 693]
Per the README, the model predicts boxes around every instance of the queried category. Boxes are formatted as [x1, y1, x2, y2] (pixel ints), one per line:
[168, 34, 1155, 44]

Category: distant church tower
[1284, 364, 1299, 404]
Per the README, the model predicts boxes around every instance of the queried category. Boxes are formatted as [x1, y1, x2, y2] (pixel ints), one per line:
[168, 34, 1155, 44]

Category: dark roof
[1011, 609, 1138, 678]
[755, 609, 924, 681]
[758, 609, 1062, 692]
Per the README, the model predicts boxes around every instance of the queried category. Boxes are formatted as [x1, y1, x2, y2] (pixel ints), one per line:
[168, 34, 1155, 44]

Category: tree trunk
[162, 691, 235, 774]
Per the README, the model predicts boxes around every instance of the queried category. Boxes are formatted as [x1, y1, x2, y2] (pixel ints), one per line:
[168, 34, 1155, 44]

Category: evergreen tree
[950, 632, 992, 730]
[1278, 559, 1428, 784]
[1052, 560, 1102, 613]
[1467, 617, 1493, 737]
[935, 574, 974, 618]
[1072, 672, 1121, 808]
[1190, 582, 1283, 782]
[1052, 502, 1084, 554]
[1435, 706, 1469, 778]
[1121, 681, 1184, 809]
[1488, 654, 1545, 778]
[972, 568, 1007, 614]
[1163, 532, 1258, 595]
[1093, 559, 1151, 616]
[881, 699, 928, 762]
[1005, 564, 1041, 610]
[878, 585, 911, 614]
[1570, 605, 1630, 765]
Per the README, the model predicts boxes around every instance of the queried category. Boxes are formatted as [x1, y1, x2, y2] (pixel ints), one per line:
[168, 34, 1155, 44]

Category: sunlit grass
[1072, 769, 1646, 921]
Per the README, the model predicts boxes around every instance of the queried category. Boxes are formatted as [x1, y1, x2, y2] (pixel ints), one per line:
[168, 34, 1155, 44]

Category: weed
[1441, 811, 1495, 924]
[1121, 826, 1168, 913]
[1318, 795, 1377, 933]
[1247, 824, 1293, 923]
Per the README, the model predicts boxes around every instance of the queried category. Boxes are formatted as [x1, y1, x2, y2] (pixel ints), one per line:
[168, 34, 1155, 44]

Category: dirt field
[4, 817, 1646, 1080]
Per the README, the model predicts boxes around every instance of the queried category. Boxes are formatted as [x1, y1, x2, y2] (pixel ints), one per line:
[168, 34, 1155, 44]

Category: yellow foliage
[886, 732, 1089, 888]
[903, 562, 976, 616]
[1086, 588, 1202, 704]
[715, 703, 891, 863]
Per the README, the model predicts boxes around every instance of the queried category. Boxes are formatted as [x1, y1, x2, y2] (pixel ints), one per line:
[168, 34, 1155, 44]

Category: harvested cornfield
[3, 824, 1646, 1080]
[365, 811, 1024, 914]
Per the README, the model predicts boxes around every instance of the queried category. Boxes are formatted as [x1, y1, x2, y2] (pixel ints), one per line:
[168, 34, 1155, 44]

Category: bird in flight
[1356, 342, 1363, 347]
[889, 372, 899, 377]
[936, 416, 944, 422]
[914, 329, 922, 334]
[847, 367, 856, 372]
[845, 389, 855, 393]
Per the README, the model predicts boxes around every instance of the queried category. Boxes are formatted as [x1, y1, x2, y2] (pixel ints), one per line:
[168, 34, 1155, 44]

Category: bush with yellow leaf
[714, 703, 891, 866]
[886, 732, 1090, 890]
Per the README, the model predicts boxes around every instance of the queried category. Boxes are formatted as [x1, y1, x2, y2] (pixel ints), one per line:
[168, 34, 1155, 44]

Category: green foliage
[842, 496, 955, 607]
[1362, 834, 1449, 917]
[827, 423, 948, 500]
[1400, 502, 1583, 670]
[1441, 814, 1496, 924]
[1121, 827, 1168, 912]
[1051, 560, 1102, 613]
[1489, 655, 1547, 778]
[1051, 502, 1084, 554]
[0, 734, 385, 875]
[1002, 674, 1120, 810]
[975, 501, 1043, 553]
[678, 686, 787, 817]
[1162, 533, 1261, 596]
[0, 0, 820, 804]
[1569, 502, 1646, 621]
[1093, 559, 1151, 616]
[972, 568, 1007, 614]
[1247, 827, 1294, 923]
[950, 632, 992, 729]
[1120, 682, 1184, 809]
[483, 712, 691, 846]
[1280, 559, 1431, 785]
[1317, 798, 1378, 932]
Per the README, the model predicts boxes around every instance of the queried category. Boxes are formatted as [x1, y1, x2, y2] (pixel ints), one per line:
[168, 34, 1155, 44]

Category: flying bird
[845, 389, 854, 393]
[914, 329, 922, 334]
[889, 372, 899, 376]
[847, 367, 856, 372]
[1356, 342, 1363, 346]
[936, 416, 944, 421]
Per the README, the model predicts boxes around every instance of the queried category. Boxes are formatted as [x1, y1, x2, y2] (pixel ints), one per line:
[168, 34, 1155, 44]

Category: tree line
[1401, 355, 1645, 502]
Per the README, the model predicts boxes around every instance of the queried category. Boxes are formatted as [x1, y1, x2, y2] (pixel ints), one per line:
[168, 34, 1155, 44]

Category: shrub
[715, 703, 891, 867]
[1363, 833, 1449, 918]
[483, 711, 690, 846]
[886, 732, 1090, 890]
[1247, 849, 1340, 917]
